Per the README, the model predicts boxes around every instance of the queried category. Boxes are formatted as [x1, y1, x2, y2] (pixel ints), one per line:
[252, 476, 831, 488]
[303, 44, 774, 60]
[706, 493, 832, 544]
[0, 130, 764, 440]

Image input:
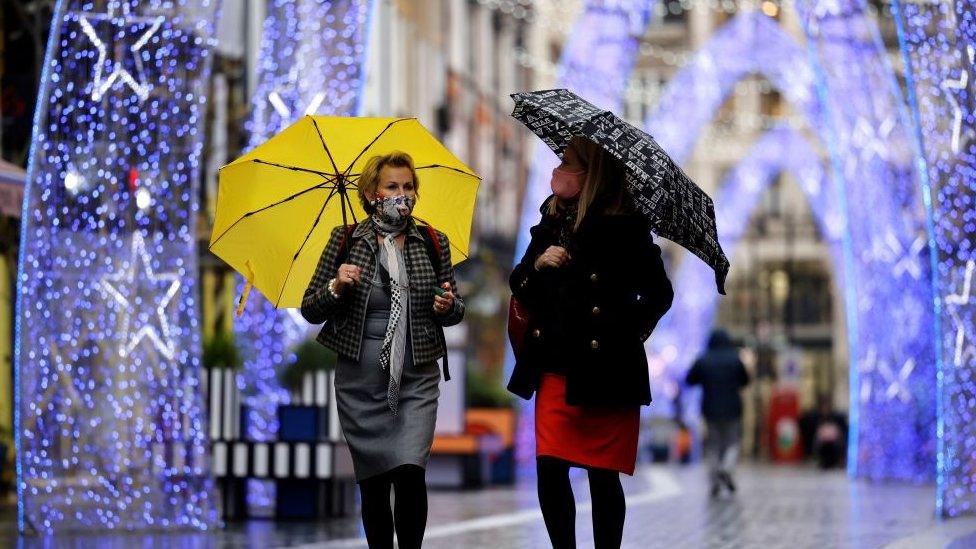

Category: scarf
[554, 200, 579, 249]
[371, 195, 413, 415]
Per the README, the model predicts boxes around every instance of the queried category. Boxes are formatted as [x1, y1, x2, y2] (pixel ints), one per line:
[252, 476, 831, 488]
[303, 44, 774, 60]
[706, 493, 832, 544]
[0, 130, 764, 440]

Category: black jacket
[685, 330, 749, 421]
[507, 198, 674, 408]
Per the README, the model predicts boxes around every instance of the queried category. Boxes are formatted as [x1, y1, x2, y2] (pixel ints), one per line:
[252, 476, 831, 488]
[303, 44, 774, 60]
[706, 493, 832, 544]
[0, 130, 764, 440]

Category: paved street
[5, 463, 976, 548]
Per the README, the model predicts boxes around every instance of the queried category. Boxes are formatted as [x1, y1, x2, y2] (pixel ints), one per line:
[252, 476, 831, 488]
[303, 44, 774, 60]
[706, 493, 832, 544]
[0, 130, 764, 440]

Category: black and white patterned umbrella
[511, 88, 730, 294]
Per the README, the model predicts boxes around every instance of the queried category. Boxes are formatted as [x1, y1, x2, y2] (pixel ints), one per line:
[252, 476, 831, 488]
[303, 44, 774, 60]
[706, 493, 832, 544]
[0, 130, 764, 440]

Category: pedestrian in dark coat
[685, 329, 749, 497]
[508, 136, 673, 549]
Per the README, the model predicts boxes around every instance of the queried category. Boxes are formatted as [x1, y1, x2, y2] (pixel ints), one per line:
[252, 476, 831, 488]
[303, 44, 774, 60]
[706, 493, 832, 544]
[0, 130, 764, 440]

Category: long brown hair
[549, 136, 631, 231]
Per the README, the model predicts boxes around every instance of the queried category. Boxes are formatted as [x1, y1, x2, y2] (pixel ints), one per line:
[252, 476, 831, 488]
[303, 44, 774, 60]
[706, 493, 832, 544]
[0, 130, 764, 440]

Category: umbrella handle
[236, 260, 255, 318]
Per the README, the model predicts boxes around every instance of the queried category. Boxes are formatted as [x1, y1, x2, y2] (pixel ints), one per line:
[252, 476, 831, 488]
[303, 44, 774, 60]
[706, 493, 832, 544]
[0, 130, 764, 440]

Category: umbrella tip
[716, 269, 728, 295]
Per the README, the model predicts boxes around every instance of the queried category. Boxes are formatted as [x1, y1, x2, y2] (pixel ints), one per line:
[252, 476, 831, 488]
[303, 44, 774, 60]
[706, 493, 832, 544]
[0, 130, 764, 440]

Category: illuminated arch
[650, 126, 845, 408]
[515, 6, 936, 482]
[646, 12, 822, 159]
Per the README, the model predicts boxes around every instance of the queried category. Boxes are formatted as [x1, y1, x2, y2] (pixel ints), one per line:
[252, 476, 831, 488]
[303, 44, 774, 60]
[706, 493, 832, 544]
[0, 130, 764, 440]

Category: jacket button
[592, 306, 601, 315]
[590, 273, 598, 282]
[590, 339, 599, 349]
[532, 329, 541, 338]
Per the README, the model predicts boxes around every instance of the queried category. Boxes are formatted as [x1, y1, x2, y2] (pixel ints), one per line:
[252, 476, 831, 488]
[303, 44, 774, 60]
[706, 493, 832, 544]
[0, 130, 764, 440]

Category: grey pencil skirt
[334, 284, 440, 482]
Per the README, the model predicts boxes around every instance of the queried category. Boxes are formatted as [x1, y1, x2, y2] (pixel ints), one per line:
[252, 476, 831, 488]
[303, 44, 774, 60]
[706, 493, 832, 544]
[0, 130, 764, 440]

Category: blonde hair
[357, 150, 421, 214]
[549, 137, 630, 230]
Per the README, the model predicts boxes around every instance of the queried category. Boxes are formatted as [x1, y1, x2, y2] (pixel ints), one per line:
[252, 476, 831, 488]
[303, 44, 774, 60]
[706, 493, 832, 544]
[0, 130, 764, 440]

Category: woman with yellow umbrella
[304, 151, 462, 549]
[211, 117, 479, 548]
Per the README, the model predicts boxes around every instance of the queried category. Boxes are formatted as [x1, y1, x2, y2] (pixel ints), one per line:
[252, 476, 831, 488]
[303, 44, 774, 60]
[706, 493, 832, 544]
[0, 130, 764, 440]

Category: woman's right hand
[534, 246, 571, 270]
[334, 263, 362, 292]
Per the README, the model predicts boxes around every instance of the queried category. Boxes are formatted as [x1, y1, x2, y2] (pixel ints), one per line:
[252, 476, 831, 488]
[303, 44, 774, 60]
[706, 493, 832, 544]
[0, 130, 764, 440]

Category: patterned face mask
[372, 194, 415, 229]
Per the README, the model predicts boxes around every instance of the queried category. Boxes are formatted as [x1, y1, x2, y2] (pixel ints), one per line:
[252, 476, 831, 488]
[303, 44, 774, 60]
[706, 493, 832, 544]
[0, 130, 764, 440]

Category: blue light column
[15, 0, 221, 533]
[795, 0, 937, 482]
[891, 0, 976, 516]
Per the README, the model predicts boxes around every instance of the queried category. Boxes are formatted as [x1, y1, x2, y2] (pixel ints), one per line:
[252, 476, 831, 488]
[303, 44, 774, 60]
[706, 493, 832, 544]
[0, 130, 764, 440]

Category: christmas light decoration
[796, 0, 936, 483]
[514, 7, 937, 484]
[652, 126, 845, 411]
[15, 0, 221, 533]
[891, 0, 976, 516]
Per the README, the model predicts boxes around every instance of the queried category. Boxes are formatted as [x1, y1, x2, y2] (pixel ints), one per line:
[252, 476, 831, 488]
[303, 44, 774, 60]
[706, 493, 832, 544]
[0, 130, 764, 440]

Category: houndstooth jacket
[301, 218, 464, 367]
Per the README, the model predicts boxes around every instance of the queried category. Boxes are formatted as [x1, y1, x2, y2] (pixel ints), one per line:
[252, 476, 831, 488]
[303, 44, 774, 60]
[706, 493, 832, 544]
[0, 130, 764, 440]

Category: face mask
[372, 193, 415, 225]
[550, 167, 585, 200]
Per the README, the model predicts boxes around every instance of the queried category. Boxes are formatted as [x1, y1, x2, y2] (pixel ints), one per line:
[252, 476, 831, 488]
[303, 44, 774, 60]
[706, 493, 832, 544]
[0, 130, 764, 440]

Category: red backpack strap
[420, 222, 451, 382]
[424, 223, 442, 259]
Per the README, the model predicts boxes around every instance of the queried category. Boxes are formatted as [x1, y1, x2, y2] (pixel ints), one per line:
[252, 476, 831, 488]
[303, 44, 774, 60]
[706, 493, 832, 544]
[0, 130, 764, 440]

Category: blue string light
[795, 0, 937, 483]
[891, 0, 976, 517]
[15, 0, 220, 533]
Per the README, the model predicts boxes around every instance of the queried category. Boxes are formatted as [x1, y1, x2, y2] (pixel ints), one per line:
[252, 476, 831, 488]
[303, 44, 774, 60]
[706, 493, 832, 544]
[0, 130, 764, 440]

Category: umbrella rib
[308, 116, 343, 177]
[341, 118, 413, 178]
[414, 164, 480, 178]
[341, 175, 360, 225]
[250, 158, 334, 178]
[209, 178, 335, 249]
[274, 184, 341, 308]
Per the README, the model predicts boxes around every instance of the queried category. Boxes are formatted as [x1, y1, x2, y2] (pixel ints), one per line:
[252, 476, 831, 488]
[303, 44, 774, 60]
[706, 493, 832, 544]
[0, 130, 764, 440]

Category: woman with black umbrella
[508, 136, 674, 548]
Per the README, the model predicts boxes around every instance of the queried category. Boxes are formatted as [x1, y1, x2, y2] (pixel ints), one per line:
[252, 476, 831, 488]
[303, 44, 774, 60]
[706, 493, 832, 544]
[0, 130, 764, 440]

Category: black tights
[358, 464, 428, 549]
[536, 456, 625, 549]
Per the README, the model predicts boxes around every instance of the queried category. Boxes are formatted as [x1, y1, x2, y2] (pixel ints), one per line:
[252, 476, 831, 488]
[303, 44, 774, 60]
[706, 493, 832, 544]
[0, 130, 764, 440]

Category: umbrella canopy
[511, 89, 730, 294]
[211, 115, 480, 309]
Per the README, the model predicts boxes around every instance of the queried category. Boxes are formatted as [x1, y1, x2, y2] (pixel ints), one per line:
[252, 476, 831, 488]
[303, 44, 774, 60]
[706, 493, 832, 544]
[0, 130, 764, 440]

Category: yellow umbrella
[210, 116, 480, 312]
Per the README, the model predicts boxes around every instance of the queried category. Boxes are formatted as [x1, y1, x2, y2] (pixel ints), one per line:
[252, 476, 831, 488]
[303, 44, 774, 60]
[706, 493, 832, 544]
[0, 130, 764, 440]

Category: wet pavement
[4, 463, 976, 548]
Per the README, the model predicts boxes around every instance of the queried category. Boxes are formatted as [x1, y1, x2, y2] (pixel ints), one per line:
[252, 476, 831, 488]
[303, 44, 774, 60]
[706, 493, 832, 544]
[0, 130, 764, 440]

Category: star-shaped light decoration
[880, 358, 915, 404]
[851, 116, 895, 163]
[861, 231, 924, 280]
[940, 44, 976, 154]
[946, 261, 975, 367]
[268, 89, 326, 119]
[99, 232, 181, 360]
[812, 0, 845, 18]
[267, 62, 327, 119]
[859, 346, 915, 404]
[892, 236, 926, 280]
[77, 1, 164, 101]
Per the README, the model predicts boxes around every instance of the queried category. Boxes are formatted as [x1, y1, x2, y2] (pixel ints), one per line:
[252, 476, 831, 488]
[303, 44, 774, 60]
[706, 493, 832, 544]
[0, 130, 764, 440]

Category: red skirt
[535, 373, 640, 475]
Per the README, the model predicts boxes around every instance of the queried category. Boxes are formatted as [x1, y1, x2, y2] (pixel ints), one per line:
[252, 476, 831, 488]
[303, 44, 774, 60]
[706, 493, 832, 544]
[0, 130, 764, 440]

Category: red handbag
[508, 295, 532, 356]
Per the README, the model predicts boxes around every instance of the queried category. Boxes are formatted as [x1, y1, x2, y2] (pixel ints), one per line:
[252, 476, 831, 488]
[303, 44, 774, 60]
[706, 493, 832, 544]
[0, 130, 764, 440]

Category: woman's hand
[333, 263, 362, 293]
[433, 282, 454, 315]
[534, 246, 571, 270]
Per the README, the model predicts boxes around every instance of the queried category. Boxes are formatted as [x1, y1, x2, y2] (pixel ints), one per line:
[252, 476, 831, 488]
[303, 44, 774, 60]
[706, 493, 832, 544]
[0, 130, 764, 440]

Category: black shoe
[720, 472, 736, 493]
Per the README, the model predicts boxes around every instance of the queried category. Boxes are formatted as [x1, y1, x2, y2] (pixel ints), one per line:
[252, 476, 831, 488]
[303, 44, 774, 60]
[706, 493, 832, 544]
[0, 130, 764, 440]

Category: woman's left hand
[433, 282, 454, 315]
